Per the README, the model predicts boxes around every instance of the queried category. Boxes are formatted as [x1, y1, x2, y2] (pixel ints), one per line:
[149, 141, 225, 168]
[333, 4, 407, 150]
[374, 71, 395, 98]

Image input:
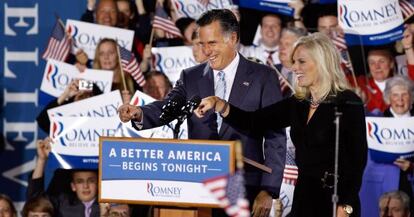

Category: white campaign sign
[152, 46, 197, 85]
[47, 90, 123, 118]
[174, 0, 233, 19]
[66, 19, 134, 59]
[40, 59, 113, 97]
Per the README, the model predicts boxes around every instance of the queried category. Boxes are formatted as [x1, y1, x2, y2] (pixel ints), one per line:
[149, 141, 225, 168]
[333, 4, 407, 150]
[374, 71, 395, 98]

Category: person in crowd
[379, 191, 411, 217]
[118, 9, 286, 217]
[191, 31, 208, 64]
[360, 76, 414, 216]
[100, 203, 131, 217]
[36, 79, 103, 134]
[401, 27, 414, 81]
[287, 0, 306, 29]
[194, 33, 367, 217]
[142, 70, 172, 100]
[93, 38, 136, 102]
[317, 11, 340, 36]
[27, 138, 99, 217]
[22, 196, 54, 217]
[358, 48, 395, 114]
[0, 194, 16, 217]
[240, 13, 283, 66]
[277, 26, 308, 98]
[82, 0, 118, 27]
[175, 17, 197, 45]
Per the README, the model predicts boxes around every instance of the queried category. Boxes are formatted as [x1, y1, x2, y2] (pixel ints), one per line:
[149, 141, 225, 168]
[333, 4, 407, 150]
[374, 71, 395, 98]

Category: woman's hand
[194, 96, 225, 118]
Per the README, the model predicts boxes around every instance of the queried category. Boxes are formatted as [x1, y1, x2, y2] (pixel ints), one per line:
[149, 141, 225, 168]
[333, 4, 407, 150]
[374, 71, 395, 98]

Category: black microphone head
[180, 95, 201, 118]
[159, 95, 186, 124]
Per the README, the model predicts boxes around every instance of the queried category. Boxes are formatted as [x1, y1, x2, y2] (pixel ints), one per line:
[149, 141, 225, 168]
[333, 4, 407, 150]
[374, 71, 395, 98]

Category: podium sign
[99, 137, 235, 207]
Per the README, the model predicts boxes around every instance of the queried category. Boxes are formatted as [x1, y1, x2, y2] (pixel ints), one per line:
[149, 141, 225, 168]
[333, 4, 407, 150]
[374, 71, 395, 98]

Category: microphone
[159, 95, 186, 125]
[179, 95, 201, 121]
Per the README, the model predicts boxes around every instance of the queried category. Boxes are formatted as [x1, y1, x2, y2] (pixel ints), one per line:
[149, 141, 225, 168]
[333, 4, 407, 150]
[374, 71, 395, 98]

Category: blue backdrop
[0, 0, 85, 205]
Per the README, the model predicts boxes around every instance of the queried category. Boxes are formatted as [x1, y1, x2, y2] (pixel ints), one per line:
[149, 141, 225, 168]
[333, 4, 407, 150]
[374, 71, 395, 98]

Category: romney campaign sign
[66, 19, 134, 59]
[40, 59, 113, 97]
[366, 117, 414, 164]
[152, 46, 197, 85]
[99, 137, 235, 206]
[338, 0, 404, 45]
[174, 0, 233, 19]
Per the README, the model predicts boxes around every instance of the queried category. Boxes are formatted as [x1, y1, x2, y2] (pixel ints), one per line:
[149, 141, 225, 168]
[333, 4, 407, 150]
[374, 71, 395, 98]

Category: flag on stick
[400, 0, 414, 19]
[118, 46, 146, 87]
[153, 2, 182, 38]
[42, 18, 71, 61]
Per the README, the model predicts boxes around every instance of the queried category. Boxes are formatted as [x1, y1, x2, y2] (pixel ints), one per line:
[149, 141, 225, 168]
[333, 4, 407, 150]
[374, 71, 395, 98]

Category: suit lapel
[219, 56, 253, 136]
[198, 64, 215, 98]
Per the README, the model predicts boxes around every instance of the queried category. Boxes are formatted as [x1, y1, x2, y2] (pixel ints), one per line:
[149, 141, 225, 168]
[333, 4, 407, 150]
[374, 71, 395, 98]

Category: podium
[99, 137, 236, 217]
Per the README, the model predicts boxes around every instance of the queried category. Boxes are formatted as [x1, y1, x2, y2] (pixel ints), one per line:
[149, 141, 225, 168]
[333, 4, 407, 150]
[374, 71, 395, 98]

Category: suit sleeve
[258, 68, 287, 198]
[131, 70, 187, 130]
[337, 93, 368, 206]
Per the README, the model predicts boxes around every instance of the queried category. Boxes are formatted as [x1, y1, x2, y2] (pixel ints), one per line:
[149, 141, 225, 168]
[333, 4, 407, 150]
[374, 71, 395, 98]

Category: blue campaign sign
[238, 0, 294, 17]
[99, 137, 236, 206]
[1, 0, 85, 204]
[101, 138, 233, 182]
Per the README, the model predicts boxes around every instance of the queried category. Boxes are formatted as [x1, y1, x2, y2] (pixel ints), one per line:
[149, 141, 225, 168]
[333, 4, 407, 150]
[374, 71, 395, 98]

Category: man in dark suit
[118, 9, 286, 217]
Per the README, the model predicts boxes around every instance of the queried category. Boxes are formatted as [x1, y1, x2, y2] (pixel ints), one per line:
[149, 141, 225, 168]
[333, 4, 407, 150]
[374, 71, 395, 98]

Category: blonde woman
[195, 33, 367, 217]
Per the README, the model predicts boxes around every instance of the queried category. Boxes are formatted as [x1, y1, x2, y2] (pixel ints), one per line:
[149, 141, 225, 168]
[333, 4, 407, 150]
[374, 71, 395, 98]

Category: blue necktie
[215, 71, 226, 132]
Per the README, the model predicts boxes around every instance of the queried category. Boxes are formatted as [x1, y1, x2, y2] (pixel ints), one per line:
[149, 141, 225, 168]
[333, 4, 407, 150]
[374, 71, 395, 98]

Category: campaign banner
[174, 0, 233, 19]
[129, 90, 188, 139]
[239, 0, 294, 17]
[48, 116, 123, 169]
[99, 137, 235, 206]
[47, 90, 122, 118]
[152, 46, 197, 85]
[40, 59, 113, 97]
[338, 0, 404, 45]
[66, 19, 134, 59]
[366, 117, 414, 163]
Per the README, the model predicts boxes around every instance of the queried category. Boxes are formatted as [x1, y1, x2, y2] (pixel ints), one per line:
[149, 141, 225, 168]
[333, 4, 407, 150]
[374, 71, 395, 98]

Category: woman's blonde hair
[290, 32, 349, 101]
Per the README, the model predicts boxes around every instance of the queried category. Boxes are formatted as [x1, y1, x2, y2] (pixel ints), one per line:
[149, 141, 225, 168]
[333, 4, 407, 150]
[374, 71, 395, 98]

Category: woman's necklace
[309, 96, 323, 109]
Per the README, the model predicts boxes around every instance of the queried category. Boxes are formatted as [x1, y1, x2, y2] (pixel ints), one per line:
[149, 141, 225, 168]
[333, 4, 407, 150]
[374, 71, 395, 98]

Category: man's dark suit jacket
[133, 54, 286, 197]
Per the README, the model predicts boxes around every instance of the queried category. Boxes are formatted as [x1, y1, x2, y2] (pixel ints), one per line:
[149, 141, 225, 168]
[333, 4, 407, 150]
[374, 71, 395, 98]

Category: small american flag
[118, 46, 145, 87]
[283, 150, 298, 185]
[400, 0, 414, 19]
[153, 2, 182, 39]
[203, 170, 250, 217]
[42, 18, 71, 61]
[330, 32, 354, 74]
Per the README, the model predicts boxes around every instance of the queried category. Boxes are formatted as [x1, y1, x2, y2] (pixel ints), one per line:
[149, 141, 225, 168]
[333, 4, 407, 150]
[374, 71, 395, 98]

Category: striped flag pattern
[118, 46, 146, 87]
[283, 150, 298, 185]
[42, 18, 71, 61]
[330, 32, 354, 73]
[400, 0, 414, 19]
[153, 3, 182, 39]
[203, 170, 250, 217]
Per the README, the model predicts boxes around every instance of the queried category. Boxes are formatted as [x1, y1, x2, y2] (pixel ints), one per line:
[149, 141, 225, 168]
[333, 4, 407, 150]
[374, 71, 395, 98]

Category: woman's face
[0, 199, 13, 217]
[368, 50, 393, 82]
[98, 42, 117, 70]
[389, 85, 411, 115]
[291, 45, 319, 88]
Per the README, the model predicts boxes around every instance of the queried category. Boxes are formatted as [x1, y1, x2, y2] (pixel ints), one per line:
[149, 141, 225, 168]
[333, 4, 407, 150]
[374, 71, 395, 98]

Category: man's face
[379, 198, 410, 217]
[368, 50, 394, 82]
[96, 0, 118, 27]
[109, 204, 130, 217]
[278, 31, 298, 67]
[317, 15, 338, 36]
[71, 171, 98, 202]
[260, 15, 282, 47]
[198, 21, 237, 70]
[192, 37, 208, 63]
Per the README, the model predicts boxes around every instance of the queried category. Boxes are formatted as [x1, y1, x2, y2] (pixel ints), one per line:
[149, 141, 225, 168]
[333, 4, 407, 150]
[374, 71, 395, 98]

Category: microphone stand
[332, 105, 342, 217]
[172, 115, 185, 139]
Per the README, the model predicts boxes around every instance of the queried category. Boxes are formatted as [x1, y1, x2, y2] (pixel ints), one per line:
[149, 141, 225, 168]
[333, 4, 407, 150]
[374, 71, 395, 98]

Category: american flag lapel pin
[242, 81, 250, 86]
